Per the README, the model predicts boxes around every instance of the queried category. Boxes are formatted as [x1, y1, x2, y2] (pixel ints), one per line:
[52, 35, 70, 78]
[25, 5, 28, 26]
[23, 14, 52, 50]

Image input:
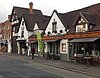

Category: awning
[28, 41, 37, 43]
[17, 40, 26, 42]
[43, 39, 60, 42]
[68, 37, 100, 43]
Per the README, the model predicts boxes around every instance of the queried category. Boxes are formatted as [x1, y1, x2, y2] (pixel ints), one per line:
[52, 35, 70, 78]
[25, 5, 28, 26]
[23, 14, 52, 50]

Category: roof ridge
[56, 3, 100, 15]
[13, 6, 41, 11]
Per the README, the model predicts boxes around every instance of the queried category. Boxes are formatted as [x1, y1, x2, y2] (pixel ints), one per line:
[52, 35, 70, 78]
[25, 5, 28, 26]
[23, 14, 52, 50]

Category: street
[0, 53, 92, 78]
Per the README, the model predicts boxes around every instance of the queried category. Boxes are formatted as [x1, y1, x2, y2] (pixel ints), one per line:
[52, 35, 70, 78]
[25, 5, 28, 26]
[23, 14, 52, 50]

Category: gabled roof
[45, 9, 78, 31]
[59, 3, 100, 33]
[10, 6, 43, 22]
[46, 9, 79, 32]
[72, 12, 96, 29]
[44, 3, 100, 34]
[28, 3, 100, 41]
[22, 14, 50, 31]
[53, 10, 66, 28]
[10, 6, 46, 33]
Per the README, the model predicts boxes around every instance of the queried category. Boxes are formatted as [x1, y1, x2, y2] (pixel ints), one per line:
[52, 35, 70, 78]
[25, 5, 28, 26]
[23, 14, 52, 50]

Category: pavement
[1, 52, 100, 78]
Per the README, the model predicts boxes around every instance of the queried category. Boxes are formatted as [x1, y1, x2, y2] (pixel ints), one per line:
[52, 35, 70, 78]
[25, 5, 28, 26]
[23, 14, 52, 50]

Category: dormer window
[76, 18, 88, 32]
[76, 24, 86, 32]
[52, 19, 57, 33]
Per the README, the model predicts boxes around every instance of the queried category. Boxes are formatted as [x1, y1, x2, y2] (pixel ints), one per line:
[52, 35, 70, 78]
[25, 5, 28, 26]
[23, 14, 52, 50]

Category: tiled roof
[56, 3, 100, 33]
[59, 11, 78, 30]
[81, 12, 96, 24]
[10, 6, 50, 32]
[11, 3, 100, 34]
[10, 6, 43, 21]
[22, 14, 50, 31]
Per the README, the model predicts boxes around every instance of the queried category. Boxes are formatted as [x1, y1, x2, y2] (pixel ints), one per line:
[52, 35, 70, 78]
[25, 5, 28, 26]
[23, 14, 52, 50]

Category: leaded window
[52, 19, 57, 33]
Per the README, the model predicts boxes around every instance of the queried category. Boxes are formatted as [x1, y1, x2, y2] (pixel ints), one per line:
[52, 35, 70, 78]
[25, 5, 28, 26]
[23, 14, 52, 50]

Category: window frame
[52, 19, 57, 33]
[62, 43, 66, 52]
[21, 31, 24, 38]
[76, 17, 88, 32]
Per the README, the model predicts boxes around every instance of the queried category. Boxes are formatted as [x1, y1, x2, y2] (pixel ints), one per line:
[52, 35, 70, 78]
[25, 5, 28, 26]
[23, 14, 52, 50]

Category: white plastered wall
[45, 12, 66, 35]
[60, 39, 69, 54]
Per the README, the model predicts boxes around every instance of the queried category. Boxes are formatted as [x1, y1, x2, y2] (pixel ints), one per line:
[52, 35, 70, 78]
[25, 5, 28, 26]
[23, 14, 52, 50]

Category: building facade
[10, 2, 43, 54]
[29, 3, 100, 61]
[10, 2, 50, 56]
[0, 23, 3, 51]
[0, 16, 12, 53]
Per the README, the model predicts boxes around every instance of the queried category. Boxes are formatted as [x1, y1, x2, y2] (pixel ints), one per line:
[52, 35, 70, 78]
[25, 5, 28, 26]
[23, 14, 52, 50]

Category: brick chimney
[29, 2, 33, 14]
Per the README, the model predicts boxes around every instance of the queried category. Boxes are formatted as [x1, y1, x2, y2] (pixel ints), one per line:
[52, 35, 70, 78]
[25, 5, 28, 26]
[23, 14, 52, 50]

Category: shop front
[17, 40, 27, 55]
[68, 37, 100, 64]
[44, 39, 60, 60]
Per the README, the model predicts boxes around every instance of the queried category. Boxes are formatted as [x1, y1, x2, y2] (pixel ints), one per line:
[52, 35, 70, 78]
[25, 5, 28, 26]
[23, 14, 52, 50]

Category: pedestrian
[31, 46, 35, 60]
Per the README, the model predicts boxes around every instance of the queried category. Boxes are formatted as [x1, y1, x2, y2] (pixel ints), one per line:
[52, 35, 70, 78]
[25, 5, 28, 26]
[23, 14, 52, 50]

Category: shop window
[62, 43, 66, 52]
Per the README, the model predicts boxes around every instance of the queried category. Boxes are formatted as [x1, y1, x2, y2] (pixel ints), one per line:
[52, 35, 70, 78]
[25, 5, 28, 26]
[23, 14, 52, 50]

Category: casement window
[76, 24, 86, 32]
[62, 43, 66, 52]
[52, 19, 57, 33]
[76, 18, 88, 32]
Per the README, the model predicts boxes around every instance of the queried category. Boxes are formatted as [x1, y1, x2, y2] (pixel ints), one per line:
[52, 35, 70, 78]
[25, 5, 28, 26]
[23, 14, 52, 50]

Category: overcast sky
[0, 0, 100, 22]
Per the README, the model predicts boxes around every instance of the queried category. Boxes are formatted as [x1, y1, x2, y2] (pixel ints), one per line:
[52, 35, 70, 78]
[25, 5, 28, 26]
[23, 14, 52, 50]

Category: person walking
[31, 46, 35, 60]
